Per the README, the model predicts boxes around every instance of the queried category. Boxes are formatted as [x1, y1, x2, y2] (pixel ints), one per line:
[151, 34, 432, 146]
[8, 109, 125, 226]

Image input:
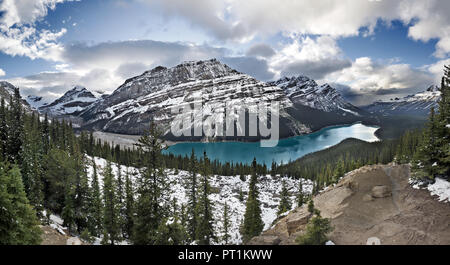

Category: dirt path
[250, 164, 450, 245]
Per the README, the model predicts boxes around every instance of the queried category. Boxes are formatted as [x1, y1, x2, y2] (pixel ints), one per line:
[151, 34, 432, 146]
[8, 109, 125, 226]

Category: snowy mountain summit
[79, 59, 306, 138]
[270, 76, 363, 116]
[363, 85, 441, 116]
[39, 85, 99, 115]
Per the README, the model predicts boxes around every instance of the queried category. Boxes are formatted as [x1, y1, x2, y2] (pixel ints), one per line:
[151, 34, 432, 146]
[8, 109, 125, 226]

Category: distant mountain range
[0, 58, 441, 141]
[362, 85, 441, 116]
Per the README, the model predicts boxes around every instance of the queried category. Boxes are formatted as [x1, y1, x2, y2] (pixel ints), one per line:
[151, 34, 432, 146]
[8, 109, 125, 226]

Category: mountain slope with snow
[270, 76, 364, 116]
[79, 59, 309, 139]
[0, 81, 33, 111]
[363, 85, 441, 116]
[39, 86, 99, 116]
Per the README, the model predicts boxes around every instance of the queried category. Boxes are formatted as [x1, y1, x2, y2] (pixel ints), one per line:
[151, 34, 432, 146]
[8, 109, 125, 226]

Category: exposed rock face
[372, 185, 392, 198]
[79, 59, 308, 139]
[248, 164, 450, 245]
[363, 85, 441, 116]
[270, 76, 363, 116]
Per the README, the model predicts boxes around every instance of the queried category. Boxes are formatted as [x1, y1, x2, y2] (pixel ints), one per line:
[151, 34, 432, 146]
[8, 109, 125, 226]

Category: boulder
[371, 185, 391, 198]
[286, 213, 310, 234]
[248, 235, 281, 245]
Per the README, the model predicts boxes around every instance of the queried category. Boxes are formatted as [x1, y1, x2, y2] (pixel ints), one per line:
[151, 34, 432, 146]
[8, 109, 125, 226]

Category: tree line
[0, 88, 277, 244]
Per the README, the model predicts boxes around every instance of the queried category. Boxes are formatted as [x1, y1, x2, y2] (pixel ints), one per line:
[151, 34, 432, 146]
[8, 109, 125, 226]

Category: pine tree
[436, 65, 450, 177]
[21, 113, 45, 219]
[296, 181, 305, 208]
[6, 88, 24, 163]
[412, 107, 441, 180]
[0, 162, 42, 244]
[102, 159, 121, 245]
[242, 158, 264, 243]
[296, 214, 333, 245]
[73, 151, 90, 233]
[186, 149, 199, 241]
[222, 202, 231, 245]
[133, 122, 170, 244]
[124, 167, 134, 239]
[88, 158, 103, 237]
[277, 180, 291, 216]
[0, 98, 7, 160]
[196, 152, 215, 245]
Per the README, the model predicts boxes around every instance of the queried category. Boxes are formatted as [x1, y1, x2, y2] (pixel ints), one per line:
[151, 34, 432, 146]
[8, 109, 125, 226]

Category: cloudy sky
[0, 0, 449, 105]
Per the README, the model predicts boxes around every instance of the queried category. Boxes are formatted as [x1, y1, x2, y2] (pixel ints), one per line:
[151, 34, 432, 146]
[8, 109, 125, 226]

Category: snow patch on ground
[87, 156, 312, 244]
[410, 177, 450, 203]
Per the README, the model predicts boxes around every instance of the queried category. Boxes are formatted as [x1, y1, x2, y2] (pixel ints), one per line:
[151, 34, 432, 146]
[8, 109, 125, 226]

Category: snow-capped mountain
[270, 76, 363, 116]
[39, 86, 99, 116]
[79, 59, 309, 139]
[26, 95, 52, 110]
[363, 85, 441, 116]
[0, 81, 33, 111]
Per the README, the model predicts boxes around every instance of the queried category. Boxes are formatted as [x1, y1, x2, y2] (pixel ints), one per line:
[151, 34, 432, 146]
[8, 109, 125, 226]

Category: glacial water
[164, 123, 379, 166]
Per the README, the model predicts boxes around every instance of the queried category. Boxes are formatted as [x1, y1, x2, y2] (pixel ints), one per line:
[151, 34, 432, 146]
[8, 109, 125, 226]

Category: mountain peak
[271, 75, 361, 115]
[426, 85, 440, 92]
[39, 85, 98, 116]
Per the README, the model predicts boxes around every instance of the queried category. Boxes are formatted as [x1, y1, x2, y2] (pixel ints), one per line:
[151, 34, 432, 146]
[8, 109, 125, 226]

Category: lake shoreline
[163, 120, 381, 147]
[164, 123, 380, 167]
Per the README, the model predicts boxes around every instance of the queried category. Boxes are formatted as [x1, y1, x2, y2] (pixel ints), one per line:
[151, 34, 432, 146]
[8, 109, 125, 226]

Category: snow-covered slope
[39, 86, 99, 116]
[88, 156, 313, 245]
[270, 76, 363, 116]
[0, 81, 33, 111]
[26, 95, 52, 110]
[79, 59, 308, 138]
[363, 85, 441, 116]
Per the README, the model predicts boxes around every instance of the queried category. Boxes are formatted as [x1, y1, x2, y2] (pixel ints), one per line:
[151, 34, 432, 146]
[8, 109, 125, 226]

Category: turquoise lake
[164, 123, 380, 166]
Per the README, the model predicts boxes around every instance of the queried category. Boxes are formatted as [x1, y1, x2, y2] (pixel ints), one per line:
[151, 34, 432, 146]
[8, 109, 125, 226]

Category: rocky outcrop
[372, 185, 392, 198]
[249, 164, 450, 245]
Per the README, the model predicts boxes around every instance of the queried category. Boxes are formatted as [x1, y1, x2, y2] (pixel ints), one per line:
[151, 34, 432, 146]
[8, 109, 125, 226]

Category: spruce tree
[21, 113, 45, 219]
[73, 151, 90, 233]
[222, 202, 231, 245]
[6, 88, 24, 163]
[88, 158, 103, 237]
[133, 122, 170, 244]
[0, 163, 42, 244]
[412, 107, 441, 180]
[0, 98, 7, 160]
[186, 149, 199, 241]
[196, 152, 215, 245]
[242, 158, 264, 243]
[296, 181, 305, 208]
[277, 180, 291, 216]
[102, 159, 121, 245]
[124, 167, 134, 239]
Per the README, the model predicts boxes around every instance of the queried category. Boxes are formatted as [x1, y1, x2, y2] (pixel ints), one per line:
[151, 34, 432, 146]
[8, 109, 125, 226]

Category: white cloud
[0, 68, 5, 76]
[0, 0, 71, 61]
[427, 58, 450, 83]
[325, 57, 435, 96]
[144, 0, 450, 57]
[7, 40, 230, 98]
[269, 36, 351, 79]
